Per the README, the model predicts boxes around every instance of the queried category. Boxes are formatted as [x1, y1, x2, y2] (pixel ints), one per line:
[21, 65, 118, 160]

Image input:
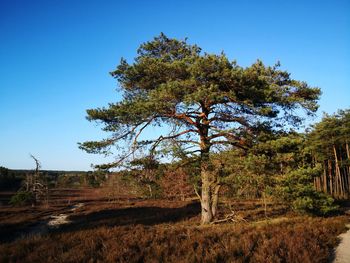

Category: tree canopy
[79, 33, 321, 224]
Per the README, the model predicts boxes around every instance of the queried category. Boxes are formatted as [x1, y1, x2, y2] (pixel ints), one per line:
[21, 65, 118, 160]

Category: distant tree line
[0, 169, 104, 191]
[0, 167, 22, 190]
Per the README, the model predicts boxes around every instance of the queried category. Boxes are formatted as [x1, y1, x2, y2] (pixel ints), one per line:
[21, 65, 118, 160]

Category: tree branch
[150, 129, 199, 152]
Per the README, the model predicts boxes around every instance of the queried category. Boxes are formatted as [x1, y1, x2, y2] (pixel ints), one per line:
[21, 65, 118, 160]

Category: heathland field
[1, 188, 349, 263]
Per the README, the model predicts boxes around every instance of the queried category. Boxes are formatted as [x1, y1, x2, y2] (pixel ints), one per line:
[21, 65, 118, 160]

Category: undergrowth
[0, 215, 347, 263]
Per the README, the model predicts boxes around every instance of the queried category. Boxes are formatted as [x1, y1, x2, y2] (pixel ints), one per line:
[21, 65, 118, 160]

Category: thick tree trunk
[200, 158, 221, 224]
[199, 134, 219, 224]
[198, 103, 222, 224]
[201, 168, 213, 224]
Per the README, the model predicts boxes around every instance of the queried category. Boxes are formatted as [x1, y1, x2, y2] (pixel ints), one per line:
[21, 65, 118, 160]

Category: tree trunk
[199, 131, 218, 224]
[201, 167, 213, 224]
[211, 184, 221, 218]
[323, 160, 328, 193]
[200, 158, 221, 224]
[328, 159, 333, 196]
[346, 142, 350, 193]
[339, 152, 348, 198]
[198, 103, 221, 224]
[333, 145, 344, 198]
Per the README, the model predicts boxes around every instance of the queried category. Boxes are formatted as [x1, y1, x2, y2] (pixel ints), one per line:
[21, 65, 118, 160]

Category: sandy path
[333, 224, 350, 263]
[22, 203, 84, 238]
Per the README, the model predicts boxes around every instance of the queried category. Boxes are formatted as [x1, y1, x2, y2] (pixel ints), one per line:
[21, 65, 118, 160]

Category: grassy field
[0, 188, 349, 263]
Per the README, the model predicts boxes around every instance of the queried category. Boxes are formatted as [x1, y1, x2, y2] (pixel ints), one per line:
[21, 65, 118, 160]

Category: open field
[0, 188, 349, 263]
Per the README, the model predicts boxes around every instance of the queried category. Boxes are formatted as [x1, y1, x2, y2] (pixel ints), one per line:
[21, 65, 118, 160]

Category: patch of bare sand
[333, 224, 350, 263]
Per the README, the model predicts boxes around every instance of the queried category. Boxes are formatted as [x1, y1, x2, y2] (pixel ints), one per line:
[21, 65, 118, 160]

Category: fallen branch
[210, 205, 247, 225]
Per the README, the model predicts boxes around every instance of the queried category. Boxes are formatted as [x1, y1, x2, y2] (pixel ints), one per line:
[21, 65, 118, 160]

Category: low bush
[9, 191, 34, 206]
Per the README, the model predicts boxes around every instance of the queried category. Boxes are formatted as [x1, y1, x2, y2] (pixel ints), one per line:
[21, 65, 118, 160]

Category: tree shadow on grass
[55, 202, 201, 234]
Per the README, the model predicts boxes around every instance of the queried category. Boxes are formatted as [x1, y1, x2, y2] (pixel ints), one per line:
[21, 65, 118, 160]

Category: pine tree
[79, 34, 320, 224]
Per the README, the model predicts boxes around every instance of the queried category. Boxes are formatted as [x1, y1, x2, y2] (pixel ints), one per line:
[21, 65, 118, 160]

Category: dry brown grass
[0, 188, 349, 263]
[0, 188, 106, 242]
[0, 216, 348, 263]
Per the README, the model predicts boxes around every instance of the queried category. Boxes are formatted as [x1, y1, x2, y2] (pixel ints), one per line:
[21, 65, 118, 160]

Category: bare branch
[132, 117, 155, 147]
[193, 184, 202, 202]
[162, 112, 198, 126]
[29, 154, 41, 173]
[150, 129, 199, 152]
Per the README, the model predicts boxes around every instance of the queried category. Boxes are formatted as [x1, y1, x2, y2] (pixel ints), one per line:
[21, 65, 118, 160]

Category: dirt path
[333, 223, 350, 263]
[21, 203, 84, 238]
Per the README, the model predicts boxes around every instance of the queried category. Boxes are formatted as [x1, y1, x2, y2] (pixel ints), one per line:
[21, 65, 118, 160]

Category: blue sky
[0, 0, 349, 170]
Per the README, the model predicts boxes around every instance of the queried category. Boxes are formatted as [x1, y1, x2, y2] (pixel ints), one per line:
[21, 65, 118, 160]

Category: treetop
[80, 33, 321, 169]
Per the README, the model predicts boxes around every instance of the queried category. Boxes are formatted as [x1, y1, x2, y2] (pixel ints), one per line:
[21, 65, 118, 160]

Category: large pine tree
[79, 34, 320, 224]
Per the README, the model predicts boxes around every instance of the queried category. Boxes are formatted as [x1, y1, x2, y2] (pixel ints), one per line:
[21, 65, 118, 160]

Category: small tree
[79, 34, 320, 224]
[128, 157, 163, 198]
[11, 155, 49, 206]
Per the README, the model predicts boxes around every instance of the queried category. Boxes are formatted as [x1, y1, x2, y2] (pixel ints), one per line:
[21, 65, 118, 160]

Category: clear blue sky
[0, 0, 349, 170]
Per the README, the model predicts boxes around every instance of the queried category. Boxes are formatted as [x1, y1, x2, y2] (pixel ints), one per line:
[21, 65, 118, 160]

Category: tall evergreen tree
[79, 34, 320, 224]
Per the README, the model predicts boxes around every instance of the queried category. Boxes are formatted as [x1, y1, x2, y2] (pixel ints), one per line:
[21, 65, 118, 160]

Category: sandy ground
[47, 203, 84, 227]
[333, 224, 350, 263]
[23, 202, 85, 238]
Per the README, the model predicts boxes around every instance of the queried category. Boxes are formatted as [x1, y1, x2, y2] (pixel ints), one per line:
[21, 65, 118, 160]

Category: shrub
[292, 192, 338, 215]
[9, 191, 34, 206]
[275, 167, 338, 215]
[159, 168, 194, 200]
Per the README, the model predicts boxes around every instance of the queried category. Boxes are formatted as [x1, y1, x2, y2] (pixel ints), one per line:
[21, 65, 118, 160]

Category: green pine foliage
[217, 131, 339, 215]
[79, 33, 321, 223]
[9, 191, 34, 206]
[79, 33, 320, 169]
[306, 109, 350, 199]
[275, 167, 338, 215]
